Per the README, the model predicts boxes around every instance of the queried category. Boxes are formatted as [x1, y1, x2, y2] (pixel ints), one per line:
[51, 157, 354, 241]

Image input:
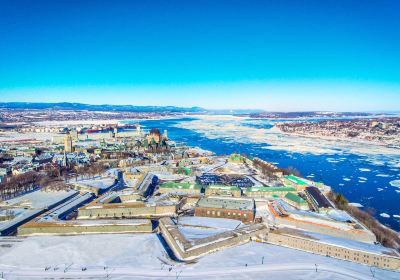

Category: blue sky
[0, 0, 399, 111]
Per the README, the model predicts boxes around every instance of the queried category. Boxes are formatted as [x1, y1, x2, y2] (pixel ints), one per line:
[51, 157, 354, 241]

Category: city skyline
[1, 0, 399, 110]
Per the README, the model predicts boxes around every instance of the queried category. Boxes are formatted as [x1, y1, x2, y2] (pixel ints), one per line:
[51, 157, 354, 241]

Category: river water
[126, 117, 400, 231]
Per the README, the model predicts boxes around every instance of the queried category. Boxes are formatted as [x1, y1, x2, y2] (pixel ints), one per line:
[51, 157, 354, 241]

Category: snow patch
[348, 203, 363, 208]
[389, 180, 400, 188]
[376, 174, 390, 178]
[358, 168, 371, 172]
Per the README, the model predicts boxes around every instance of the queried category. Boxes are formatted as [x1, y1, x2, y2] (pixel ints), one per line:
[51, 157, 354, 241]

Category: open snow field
[0, 234, 399, 279]
[75, 177, 116, 190]
[176, 216, 244, 241]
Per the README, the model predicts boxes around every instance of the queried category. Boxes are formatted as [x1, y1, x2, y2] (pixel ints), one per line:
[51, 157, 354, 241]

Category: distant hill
[1, 103, 390, 117]
[0, 102, 206, 113]
[248, 111, 374, 118]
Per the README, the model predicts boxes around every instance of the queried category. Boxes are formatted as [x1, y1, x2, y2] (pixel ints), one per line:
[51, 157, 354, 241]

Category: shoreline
[271, 125, 400, 151]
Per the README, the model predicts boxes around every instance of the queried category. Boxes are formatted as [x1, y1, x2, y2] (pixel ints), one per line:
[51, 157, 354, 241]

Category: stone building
[195, 196, 255, 223]
[19, 219, 153, 236]
[77, 201, 178, 219]
[244, 186, 296, 198]
[205, 185, 242, 197]
[64, 132, 73, 153]
[158, 182, 201, 195]
[283, 192, 309, 210]
[268, 228, 400, 270]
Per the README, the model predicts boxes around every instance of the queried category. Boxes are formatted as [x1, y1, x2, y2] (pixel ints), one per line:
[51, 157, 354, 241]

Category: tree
[334, 193, 348, 207]
[283, 166, 301, 177]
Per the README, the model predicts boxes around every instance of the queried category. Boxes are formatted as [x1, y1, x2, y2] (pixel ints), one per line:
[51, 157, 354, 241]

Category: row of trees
[252, 157, 301, 178]
[282, 166, 301, 177]
[0, 160, 111, 200]
[74, 162, 109, 180]
[0, 171, 43, 200]
[328, 191, 400, 250]
[252, 158, 280, 178]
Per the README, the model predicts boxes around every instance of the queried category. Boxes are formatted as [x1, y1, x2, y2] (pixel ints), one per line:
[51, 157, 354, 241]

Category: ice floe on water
[377, 188, 384, 192]
[326, 158, 341, 163]
[358, 177, 367, 180]
[376, 174, 391, 178]
[348, 202, 363, 207]
[358, 168, 371, 172]
[174, 116, 400, 170]
[389, 180, 400, 188]
[339, 183, 344, 186]
[343, 178, 351, 181]
[380, 213, 390, 218]
[393, 215, 400, 219]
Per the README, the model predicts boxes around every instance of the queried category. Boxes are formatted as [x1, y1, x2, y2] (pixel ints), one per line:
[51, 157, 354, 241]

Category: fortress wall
[158, 218, 268, 261]
[78, 204, 177, 219]
[185, 226, 268, 259]
[274, 216, 376, 243]
[77, 206, 156, 219]
[268, 232, 400, 270]
[18, 222, 153, 236]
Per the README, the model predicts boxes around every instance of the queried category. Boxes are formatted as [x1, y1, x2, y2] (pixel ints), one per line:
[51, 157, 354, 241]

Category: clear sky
[0, 0, 399, 111]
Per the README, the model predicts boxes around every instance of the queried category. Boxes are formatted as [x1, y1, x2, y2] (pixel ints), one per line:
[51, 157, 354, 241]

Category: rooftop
[197, 196, 254, 211]
[245, 186, 296, 193]
[207, 185, 241, 191]
[285, 175, 308, 186]
[305, 186, 333, 208]
[160, 182, 201, 190]
[284, 192, 306, 204]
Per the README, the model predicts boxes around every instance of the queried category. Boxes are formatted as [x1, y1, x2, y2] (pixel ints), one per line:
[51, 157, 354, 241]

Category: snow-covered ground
[175, 216, 244, 241]
[75, 177, 116, 189]
[178, 226, 228, 241]
[0, 131, 55, 141]
[303, 231, 397, 256]
[1, 190, 78, 235]
[177, 216, 243, 230]
[0, 234, 398, 279]
[0, 190, 77, 209]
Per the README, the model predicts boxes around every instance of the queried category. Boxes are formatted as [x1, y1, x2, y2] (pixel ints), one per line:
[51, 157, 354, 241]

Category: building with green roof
[245, 186, 296, 198]
[205, 184, 242, 197]
[228, 154, 244, 163]
[176, 167, 191, 175]
[158, 182, 201, 194]
[283, 175, 311, 190]
[283, 192, 309, 210]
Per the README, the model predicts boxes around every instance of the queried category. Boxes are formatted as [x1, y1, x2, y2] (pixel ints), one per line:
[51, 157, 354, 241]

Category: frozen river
[128, 116, 400, 231]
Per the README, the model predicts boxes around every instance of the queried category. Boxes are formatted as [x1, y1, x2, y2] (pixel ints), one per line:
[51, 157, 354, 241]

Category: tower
[62, 150, 68, 167]
[64, 132, 73, 153]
